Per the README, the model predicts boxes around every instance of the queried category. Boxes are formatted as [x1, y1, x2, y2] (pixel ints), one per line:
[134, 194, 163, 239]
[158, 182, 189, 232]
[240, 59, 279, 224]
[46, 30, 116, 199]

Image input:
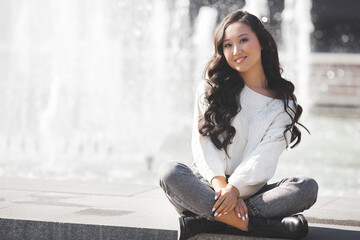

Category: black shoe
[248, 214, 308, 239]
[178, 215, 226, 240]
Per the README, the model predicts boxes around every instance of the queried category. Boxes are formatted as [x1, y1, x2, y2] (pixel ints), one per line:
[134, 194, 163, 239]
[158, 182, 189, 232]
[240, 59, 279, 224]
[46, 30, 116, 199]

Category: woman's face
[222, 22, 263, 76]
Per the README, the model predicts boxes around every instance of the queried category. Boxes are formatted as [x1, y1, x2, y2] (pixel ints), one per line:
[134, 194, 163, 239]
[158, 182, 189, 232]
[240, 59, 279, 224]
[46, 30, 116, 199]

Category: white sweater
[191, 81, 295, 198]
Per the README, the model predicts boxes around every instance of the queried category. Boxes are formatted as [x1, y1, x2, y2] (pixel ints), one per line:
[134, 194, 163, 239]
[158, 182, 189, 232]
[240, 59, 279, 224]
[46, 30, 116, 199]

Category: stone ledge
[0, 219, 176, 240]
[0, 177, 360, 240]
[193, 223, 360, 240]
[1, 218, 360, 240]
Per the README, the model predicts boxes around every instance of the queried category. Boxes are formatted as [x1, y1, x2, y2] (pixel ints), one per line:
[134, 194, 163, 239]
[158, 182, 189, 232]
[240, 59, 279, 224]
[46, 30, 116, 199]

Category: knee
[307, 177, 319, 201]
[158, 161, 188, 187]
[297, 177, 319, 207]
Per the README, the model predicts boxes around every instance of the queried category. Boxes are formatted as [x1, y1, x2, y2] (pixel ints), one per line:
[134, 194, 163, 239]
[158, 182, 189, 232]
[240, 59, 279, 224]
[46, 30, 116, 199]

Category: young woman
[159, 10, 318, 239]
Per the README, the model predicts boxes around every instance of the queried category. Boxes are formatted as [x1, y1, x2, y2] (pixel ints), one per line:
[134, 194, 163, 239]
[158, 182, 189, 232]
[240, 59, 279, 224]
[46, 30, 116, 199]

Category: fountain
[243, 0, 268, 19]
[191, 6, 218, 84]
[281, 0, 313, 116]
[1, 0, 194, 182]
[0, 0, 359, 196]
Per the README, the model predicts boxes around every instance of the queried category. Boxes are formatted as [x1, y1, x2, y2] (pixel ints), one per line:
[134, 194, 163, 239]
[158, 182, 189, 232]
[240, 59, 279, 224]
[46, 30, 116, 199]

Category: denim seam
[246, 198, 259, 217]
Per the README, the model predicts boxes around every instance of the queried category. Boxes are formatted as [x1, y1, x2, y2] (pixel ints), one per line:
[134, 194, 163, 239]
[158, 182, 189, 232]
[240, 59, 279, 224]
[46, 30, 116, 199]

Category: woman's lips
[235, 56, 247, 63]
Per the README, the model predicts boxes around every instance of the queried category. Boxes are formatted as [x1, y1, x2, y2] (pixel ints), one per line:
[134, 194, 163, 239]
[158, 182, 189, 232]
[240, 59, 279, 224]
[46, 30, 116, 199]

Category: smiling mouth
[235, 56, 247, 63]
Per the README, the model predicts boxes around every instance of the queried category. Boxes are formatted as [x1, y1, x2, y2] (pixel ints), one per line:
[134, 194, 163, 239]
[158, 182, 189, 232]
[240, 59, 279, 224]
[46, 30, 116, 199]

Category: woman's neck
[239, 68, 276, 98]
[239, 68, 267, 90]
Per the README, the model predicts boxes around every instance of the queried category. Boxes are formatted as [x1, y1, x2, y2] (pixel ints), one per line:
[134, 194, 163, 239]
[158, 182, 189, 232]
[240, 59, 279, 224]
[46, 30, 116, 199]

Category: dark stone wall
[311, 0, 360, 53]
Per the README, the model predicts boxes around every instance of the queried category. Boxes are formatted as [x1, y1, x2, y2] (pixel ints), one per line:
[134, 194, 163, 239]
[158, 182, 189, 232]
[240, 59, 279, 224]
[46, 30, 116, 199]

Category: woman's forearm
[211, 176, 228, 192]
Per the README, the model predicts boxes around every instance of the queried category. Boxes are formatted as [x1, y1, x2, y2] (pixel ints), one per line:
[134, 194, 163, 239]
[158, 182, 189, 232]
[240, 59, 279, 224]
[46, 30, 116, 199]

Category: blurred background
[0, 0, 359, 197]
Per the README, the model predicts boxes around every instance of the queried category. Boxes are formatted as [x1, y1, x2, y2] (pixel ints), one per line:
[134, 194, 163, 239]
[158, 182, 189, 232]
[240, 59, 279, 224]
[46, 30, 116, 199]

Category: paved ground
[0, 177, 359, 239]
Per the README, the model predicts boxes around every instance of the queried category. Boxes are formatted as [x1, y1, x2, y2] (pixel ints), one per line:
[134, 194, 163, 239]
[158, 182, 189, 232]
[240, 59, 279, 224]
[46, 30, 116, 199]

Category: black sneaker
[178, 215, 226, 240]
[248, 214, 309, 239]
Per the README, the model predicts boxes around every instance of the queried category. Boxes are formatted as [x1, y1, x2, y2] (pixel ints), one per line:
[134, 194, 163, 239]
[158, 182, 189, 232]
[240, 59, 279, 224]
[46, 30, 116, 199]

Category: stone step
[0, 177, 359, 240]
[1, 218, 360, 240]
[0, 219, 176, 240]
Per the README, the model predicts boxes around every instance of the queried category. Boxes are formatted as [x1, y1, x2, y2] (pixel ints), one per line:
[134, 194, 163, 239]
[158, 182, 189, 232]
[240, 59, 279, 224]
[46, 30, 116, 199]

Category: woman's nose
[233, 44, 243, 55]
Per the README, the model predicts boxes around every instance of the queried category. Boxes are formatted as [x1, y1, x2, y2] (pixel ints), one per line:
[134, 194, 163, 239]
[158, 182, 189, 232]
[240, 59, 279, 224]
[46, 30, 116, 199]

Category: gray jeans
[159, 161, 318, 220]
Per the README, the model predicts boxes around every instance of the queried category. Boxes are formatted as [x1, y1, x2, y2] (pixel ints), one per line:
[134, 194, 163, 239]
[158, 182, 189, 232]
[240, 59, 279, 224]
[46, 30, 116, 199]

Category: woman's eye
[224, 43, 231, 48]
[240, 38, 249, 43]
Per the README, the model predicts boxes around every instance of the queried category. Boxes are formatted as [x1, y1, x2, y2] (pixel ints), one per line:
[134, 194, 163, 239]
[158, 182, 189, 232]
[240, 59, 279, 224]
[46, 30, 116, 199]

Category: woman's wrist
[211, 176, 227, 192]
[226, 184, 240, 196]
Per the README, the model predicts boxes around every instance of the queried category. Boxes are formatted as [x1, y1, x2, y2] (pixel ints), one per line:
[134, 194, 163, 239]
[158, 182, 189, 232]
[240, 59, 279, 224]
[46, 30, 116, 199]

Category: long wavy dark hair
[199, 10, 308, 156]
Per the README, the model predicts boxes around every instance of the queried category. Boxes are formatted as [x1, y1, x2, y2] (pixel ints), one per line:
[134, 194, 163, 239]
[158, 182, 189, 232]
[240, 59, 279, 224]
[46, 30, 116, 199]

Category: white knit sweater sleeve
[191, 82, 226, 183]
[228, 110, 293, 199]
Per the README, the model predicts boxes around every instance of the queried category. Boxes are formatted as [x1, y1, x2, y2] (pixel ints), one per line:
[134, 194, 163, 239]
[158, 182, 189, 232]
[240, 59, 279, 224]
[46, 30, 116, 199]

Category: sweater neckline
[241, 84, 281, 105]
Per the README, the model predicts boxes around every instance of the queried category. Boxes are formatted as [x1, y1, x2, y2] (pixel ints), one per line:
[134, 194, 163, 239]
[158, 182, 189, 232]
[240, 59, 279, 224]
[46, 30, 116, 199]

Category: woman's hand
[211, 176, 227, 211]
[212, 184, 239, 217]
[235, 197, 249, 221]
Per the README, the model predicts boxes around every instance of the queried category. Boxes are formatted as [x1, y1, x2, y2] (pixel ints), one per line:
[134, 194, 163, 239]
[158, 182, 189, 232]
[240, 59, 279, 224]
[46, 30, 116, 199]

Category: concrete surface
[0, 177, 359, 239]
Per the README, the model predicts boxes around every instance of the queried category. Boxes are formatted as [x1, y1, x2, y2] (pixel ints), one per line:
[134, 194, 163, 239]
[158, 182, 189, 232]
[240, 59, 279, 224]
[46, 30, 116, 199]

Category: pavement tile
[0, 204, 83, 222]
[325, 197, 360, 211]
[0, 177, 156, 197]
